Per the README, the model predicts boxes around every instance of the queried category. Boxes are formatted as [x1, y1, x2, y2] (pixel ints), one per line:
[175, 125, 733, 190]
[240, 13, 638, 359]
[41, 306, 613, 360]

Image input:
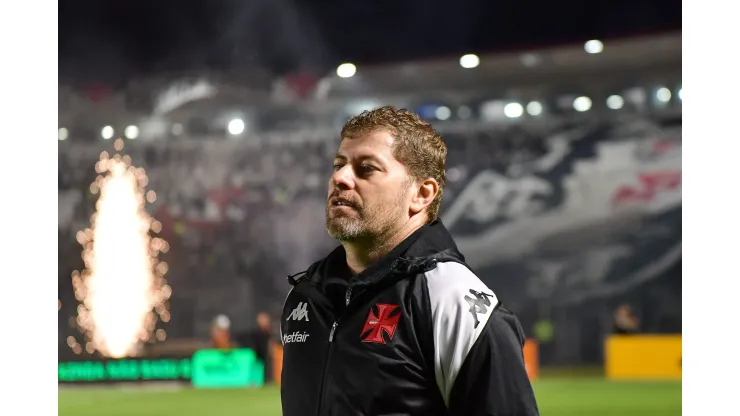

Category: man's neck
[342, 218, 425, 275]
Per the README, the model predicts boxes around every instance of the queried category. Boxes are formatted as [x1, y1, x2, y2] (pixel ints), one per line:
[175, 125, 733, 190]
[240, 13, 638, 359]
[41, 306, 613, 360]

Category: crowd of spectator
[58, 116, 681, 365]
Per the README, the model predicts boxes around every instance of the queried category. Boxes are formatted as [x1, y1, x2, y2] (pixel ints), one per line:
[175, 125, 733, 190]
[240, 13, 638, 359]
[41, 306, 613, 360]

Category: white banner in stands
[154, 79, 217, 115]
[444, 138, 682, 269]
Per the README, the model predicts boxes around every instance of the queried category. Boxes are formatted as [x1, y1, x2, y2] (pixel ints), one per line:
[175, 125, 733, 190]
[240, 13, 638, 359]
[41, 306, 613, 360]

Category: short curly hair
[340, 106, 447, 223]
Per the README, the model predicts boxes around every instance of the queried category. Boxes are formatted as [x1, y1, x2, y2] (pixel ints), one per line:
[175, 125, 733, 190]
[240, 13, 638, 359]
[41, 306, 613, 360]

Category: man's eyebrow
[333, 153, 383, 164]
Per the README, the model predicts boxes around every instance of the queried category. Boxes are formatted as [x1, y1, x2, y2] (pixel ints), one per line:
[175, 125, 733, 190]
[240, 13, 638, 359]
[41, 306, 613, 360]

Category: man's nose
[331, 165, 355, 189]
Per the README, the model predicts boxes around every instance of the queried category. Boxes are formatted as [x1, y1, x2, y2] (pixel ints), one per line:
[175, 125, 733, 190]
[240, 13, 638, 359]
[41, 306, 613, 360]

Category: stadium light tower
[457, 106, 472, 119]
[573, 96, 593, 112]
[584, 40, 604, 54]
[336, 63, 357, 78]
[459, 54, 480, 69]
[228, 118, 245, 135]
[101, 126, 114, 140]
[607, 95, 625, 110]
[656, 87, 672, 103]
[124, 125, 139, 139]
[435, 106, 451, 120]
[526, 101, 543, 116]
[504, 103, 524, 118]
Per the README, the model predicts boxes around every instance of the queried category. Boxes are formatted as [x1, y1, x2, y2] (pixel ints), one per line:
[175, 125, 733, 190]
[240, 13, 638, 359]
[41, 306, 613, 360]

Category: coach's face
[326, 130, 412, 242]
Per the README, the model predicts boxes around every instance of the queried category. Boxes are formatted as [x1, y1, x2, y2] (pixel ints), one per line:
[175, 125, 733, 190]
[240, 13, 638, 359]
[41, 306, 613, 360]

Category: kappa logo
[361, 304, 401, 344]
[286, 302, 310, 322]
[282, 331, 310, 345]
[464, 289, 495, 328]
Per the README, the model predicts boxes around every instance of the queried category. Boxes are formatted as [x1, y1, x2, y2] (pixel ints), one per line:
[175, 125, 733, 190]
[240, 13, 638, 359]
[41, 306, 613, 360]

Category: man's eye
[332, 164, 344, 171]
[360, 165, 376, 173]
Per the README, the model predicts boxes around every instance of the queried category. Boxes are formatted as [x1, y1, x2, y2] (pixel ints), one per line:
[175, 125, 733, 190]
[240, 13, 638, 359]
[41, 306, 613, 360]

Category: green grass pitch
[59, 379, 681, 415]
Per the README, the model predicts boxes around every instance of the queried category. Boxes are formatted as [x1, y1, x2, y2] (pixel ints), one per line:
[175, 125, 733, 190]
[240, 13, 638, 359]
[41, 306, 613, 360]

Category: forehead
[336, 130, 396, 160]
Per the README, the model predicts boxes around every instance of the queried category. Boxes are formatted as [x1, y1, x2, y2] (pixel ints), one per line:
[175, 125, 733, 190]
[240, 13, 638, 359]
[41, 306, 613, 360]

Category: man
[210, 314, 232, 349]
[280, 107, 539, 415]
[612, 304, 640, 335]
[235, 312, 277, 383]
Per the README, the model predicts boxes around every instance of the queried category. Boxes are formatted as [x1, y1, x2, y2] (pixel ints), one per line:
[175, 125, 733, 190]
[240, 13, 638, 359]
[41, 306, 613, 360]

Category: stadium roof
[325, 32, 681, 99]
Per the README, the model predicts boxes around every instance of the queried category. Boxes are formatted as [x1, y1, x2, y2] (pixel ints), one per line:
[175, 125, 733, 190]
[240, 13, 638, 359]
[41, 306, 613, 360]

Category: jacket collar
[288, 220, 465, 288]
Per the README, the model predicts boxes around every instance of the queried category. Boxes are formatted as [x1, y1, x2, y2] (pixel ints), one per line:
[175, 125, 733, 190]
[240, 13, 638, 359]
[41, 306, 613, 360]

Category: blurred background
[58, 0, 681, 414]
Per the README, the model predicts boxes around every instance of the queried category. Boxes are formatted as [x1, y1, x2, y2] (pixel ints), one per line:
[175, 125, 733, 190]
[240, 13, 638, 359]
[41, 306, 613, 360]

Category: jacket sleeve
[446, 306, 539, 415]
[424, 261, 539, 416]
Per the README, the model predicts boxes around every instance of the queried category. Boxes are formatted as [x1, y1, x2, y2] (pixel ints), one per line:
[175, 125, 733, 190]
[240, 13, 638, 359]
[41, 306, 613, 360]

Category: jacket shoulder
[421, 261, 500, 404]
[423, 261, 498, 320]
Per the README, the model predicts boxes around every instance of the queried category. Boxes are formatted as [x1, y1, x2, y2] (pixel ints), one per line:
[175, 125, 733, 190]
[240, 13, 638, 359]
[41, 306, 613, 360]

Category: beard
[325, 184, 410, 242]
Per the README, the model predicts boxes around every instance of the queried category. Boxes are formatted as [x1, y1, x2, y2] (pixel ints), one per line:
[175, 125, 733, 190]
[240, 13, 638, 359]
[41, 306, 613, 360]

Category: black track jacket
[280, 220, 539, 415]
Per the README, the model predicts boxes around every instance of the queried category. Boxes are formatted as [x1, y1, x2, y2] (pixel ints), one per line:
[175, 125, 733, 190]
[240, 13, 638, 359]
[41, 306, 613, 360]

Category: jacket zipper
[316, 269, 400, 414]
[328, 287, 352, 342]
[317, 286, 353, 415]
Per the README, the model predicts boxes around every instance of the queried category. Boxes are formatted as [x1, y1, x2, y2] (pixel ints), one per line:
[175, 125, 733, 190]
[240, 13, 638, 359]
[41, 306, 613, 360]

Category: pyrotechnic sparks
[71, 141, 170, 358]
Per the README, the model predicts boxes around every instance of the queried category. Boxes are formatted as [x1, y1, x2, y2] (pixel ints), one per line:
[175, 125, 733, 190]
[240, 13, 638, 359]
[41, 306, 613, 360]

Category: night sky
[59, 0, 681, 87]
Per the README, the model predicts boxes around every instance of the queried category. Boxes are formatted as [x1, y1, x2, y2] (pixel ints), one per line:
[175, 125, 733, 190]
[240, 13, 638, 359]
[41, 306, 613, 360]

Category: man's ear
[409, 178, 439, 216]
